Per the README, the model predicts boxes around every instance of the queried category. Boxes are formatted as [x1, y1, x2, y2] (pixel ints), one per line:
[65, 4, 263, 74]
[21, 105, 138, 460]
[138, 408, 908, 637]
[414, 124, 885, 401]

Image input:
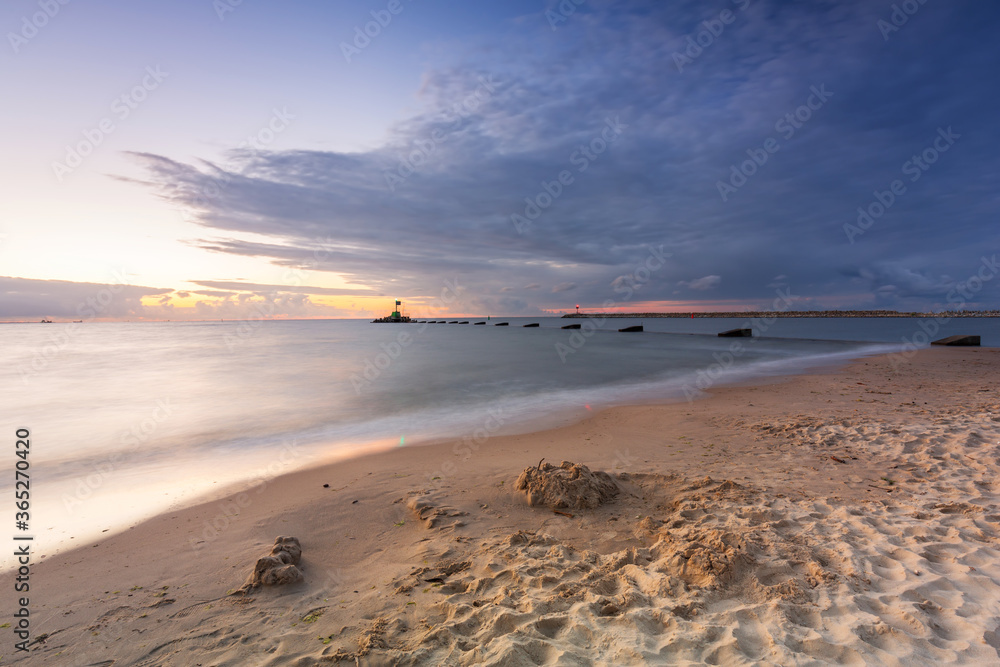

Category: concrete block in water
[931, 335, 980, 346]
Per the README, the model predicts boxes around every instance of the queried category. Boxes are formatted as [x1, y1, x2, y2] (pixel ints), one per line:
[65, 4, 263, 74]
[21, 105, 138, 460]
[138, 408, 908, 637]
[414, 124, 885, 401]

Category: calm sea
[1, 316, 996, 567]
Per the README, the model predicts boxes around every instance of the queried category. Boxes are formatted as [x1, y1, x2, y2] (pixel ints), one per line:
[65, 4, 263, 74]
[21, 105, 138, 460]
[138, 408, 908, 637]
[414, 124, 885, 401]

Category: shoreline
[5, 340, 894, 571]
[5, 347, 999, 664]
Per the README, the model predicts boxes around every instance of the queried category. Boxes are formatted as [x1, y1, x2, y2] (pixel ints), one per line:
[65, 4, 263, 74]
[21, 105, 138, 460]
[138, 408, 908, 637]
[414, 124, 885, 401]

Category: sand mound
[515, 459, 620, 509]
[406, 491, 469, 529]
[239, 536, 303, 591]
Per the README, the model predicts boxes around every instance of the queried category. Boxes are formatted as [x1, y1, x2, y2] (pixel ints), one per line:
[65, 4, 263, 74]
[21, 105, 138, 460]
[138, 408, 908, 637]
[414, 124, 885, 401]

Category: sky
[1, 0, 998, 321]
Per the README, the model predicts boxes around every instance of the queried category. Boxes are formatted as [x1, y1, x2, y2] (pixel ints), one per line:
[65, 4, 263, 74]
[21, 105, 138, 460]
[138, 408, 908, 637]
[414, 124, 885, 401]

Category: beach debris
[238, 536, 304, 592]
[553, 509, 575, 518]
[301, 607, 326, 623]
[406, 491, 468, 529]
[830, 456, 847, 464]
[515, 460, 620, 509]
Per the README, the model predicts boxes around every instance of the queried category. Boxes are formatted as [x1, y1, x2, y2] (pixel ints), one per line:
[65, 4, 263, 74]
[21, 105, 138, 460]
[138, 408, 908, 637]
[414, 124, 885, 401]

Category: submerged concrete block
[718, 328, 752, 337]
[931, 335, 980, 346]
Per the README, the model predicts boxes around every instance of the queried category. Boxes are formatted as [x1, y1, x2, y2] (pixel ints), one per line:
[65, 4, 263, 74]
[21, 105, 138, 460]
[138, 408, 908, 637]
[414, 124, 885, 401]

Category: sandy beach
[5, 346, 1000, 666]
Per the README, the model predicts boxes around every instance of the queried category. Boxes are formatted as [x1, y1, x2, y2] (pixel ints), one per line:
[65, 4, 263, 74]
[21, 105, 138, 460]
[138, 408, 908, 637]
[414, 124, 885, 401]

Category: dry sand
[4, 347, 1000, 665]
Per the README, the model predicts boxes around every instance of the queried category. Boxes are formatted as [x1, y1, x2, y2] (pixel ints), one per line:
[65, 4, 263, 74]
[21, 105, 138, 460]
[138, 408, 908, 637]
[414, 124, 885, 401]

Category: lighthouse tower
[371, 299, 410, 323]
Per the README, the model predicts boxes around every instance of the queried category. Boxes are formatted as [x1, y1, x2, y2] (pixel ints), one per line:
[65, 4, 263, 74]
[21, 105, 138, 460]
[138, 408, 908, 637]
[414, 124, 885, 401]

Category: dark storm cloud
[131, 0, 1000, 312]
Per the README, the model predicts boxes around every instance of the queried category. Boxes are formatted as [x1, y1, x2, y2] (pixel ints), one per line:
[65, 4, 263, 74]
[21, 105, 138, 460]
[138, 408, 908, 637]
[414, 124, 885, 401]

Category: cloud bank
[124, 0, 1000, 314]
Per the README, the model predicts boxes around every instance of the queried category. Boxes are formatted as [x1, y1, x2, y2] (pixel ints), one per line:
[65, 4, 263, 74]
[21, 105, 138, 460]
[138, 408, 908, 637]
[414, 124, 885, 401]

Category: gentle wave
[0, 320, 904, 567]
